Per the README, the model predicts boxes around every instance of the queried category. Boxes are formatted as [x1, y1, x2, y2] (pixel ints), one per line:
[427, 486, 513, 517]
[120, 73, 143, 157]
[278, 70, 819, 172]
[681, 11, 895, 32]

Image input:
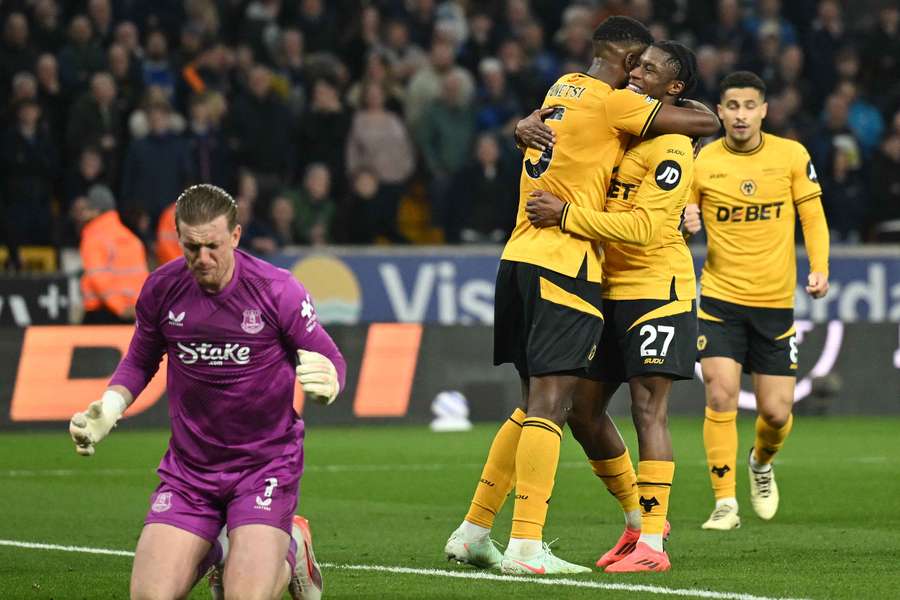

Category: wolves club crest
[241, 309, 264, 334]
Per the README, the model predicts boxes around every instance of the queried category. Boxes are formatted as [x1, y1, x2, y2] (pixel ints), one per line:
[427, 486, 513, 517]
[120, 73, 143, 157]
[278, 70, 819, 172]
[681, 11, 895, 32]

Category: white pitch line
[0, 539, 810, 600]
[0, 539, 134, 557]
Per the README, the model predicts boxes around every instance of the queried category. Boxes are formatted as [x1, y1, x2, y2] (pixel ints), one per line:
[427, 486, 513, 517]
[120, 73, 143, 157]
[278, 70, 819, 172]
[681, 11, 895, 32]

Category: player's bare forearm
[515, 108, 557, 152]
[648, 101, 720, 138]
[525, 190, 566, 228]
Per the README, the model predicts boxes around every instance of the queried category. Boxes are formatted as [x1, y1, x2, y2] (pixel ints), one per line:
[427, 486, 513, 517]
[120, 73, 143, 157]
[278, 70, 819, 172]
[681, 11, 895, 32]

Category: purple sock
[286, 536, 298, 572]
[196, 538, 223, 580]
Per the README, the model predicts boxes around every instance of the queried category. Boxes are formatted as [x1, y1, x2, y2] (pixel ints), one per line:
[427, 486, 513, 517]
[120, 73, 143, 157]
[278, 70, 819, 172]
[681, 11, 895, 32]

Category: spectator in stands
[228, 64, 294, 183]
[870, 133, 900, 241]
[155, 202, 181, 265]
[346, 50, 405, 114]
[459, 12, 497, 74]
[415, 71, 477, 238]
[121, 99, 194, 232]
[520, 19, 559, 89]
[861, 6, 900, 102]
[88, 0, 114, 46]
[108, 43, 144, 118]
[114, 21, 142, 61]
[66, 72, 122, 174]
[236, 194, 278, 256]
[805, 0, 846, 104]
[74, 184, 148, 323]
[340, 168, 380, 244]
[31, 0, 65, 54]
[694, 46, 722, 106]
[835, 81, 884, 157]
[496, 38, 543, 109]
[0, 13, 36, 95]
[129, 85, 187, 139]
[701, 0, 748, 51]
[274, 28, 306, 117]
[1, 99, 58, 266]
[297, 77, 350, 190]
[807, 93, 860, 179]
[821, 144, 867, 243]
[290, 163, 336, 246]
[142, 30, 176, 102]
[342, 4, 382, 80]
[744, 0, 798, 47]
[447, 132, 518, 244]
[346, 80, 414, 242]
[294, 0, 337, 53]
[185, 92, 232, 190]
[35, 53, 67, 147]
[405, 38, 474, 126]
[269, 195, 298, 246]
[65, 146, 107, 208]
[382, 18, 426, 83]
[58, 15, 104, 93]
[475, 58, 522, 134]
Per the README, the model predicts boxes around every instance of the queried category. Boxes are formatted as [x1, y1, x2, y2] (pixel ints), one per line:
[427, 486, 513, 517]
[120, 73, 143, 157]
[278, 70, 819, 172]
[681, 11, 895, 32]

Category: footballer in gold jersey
[445, 18, 721, 577]
[524, 41, 701, 573]
[684, 71, 830, 531]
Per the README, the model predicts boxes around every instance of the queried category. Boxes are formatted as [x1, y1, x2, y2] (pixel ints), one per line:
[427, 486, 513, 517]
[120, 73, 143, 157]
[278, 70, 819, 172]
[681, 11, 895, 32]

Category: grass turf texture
[1, 417, 898, 599]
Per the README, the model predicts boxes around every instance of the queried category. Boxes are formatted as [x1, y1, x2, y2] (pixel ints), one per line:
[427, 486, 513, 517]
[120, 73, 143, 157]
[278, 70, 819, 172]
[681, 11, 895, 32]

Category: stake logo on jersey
[654, 160, 682, 191]
[241, 308, 264, 334]
[177, 342, 251, 366]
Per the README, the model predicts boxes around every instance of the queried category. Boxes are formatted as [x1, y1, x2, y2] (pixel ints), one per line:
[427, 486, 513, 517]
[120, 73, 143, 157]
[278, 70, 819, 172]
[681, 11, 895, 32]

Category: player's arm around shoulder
[277, 274, 347, 406]
[789, 140, 830, 299]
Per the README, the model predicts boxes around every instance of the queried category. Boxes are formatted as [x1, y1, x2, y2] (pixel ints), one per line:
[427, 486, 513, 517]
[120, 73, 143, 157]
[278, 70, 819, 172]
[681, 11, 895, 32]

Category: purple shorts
[144, 446, 303, 543]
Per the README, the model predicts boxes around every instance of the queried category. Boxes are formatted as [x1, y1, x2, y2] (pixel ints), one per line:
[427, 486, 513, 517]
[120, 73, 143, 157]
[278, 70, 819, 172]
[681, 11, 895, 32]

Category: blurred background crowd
[1, 0, 899, 271]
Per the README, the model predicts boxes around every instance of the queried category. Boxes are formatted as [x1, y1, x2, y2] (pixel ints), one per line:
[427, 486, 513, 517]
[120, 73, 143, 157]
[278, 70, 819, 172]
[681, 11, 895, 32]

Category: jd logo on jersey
[655, 160, 682, 191]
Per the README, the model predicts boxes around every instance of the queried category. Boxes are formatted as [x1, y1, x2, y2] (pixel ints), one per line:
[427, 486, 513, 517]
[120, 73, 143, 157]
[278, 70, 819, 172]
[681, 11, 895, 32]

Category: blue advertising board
[268, 246, 900, 324]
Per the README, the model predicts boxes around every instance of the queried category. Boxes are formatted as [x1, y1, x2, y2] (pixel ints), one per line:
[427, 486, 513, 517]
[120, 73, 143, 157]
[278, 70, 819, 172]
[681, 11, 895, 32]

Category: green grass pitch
[1, 416, 898, 599]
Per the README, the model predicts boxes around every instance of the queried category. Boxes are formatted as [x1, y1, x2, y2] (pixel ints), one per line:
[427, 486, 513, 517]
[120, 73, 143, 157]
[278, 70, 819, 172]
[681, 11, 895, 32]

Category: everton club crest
[241, 308, 264, 334]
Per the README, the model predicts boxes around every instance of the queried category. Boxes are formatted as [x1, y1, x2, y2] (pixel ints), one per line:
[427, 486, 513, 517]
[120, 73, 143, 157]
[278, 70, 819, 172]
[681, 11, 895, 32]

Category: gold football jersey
[692, 133, 823, 308]
[501, 73, 661, 283]
[562, 133, 696, 300]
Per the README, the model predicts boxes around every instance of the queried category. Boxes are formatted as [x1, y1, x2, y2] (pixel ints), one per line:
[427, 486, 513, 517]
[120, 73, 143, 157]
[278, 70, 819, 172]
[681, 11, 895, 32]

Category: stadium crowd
[1, 0, 899, 269]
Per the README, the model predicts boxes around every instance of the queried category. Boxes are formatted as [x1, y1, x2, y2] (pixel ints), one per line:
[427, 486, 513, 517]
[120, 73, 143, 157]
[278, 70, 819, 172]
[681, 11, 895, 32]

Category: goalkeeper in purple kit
[69, 184, 345, 600]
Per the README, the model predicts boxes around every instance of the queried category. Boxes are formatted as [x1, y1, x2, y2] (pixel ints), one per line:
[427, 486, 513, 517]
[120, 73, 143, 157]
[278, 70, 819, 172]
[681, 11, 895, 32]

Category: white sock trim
[506, 538, 542, 559]
[715, 497, 738, 509]
[624, 509, 642, 530]
[638, 533, 663, 552]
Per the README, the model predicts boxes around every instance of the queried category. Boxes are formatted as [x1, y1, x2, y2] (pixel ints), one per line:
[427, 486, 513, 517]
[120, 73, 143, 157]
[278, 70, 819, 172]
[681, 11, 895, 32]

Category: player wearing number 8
[683, 71, 830, 530]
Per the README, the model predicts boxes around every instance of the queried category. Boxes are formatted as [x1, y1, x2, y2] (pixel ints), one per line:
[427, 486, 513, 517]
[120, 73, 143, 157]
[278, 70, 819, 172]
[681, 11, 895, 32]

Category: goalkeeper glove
[296, 350, 339, 405]
[69, 390, 127, 456]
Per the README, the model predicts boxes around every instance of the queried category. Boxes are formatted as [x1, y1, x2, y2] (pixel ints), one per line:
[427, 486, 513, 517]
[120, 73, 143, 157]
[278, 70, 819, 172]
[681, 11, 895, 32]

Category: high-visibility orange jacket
[80, 210, 149, 317]
[156, 202, 181, 265]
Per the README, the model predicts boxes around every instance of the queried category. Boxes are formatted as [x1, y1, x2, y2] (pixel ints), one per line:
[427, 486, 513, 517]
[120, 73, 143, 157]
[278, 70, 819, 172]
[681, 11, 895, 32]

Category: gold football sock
[465, 408, 526, 529]
[589, 449, 640, 517]
[636, 461, 674, 535]
[704, 407, 738, 500]
[753, 413, 793, 466]
[510, 417, 562, 541]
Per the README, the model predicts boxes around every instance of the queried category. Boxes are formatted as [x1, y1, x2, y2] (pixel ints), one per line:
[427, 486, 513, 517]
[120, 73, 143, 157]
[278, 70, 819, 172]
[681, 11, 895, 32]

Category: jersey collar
[723, 132, 766, 156]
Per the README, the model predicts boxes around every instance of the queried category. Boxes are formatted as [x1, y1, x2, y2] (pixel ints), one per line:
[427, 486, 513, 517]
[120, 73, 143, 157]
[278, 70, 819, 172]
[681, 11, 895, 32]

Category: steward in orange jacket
[76, 185, 148, 323]
[155, 202, 181, 265]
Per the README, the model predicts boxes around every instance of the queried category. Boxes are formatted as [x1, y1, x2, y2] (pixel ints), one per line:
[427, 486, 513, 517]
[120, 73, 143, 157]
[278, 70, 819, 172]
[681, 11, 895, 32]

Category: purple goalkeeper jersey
[110, 249, 346, 471]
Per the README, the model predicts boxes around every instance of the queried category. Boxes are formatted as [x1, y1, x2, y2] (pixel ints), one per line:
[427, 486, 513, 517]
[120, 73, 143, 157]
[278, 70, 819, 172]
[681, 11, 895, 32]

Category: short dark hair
[592, 16, 654, 46]
[175, 184, 237, 231]
[719, 71, 766, 99]
[652, 40, 698, 97]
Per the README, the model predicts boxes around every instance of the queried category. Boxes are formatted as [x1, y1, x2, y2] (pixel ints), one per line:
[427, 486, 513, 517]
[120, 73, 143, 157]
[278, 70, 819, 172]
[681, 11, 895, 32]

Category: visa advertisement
[268, 248, 900, 325]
